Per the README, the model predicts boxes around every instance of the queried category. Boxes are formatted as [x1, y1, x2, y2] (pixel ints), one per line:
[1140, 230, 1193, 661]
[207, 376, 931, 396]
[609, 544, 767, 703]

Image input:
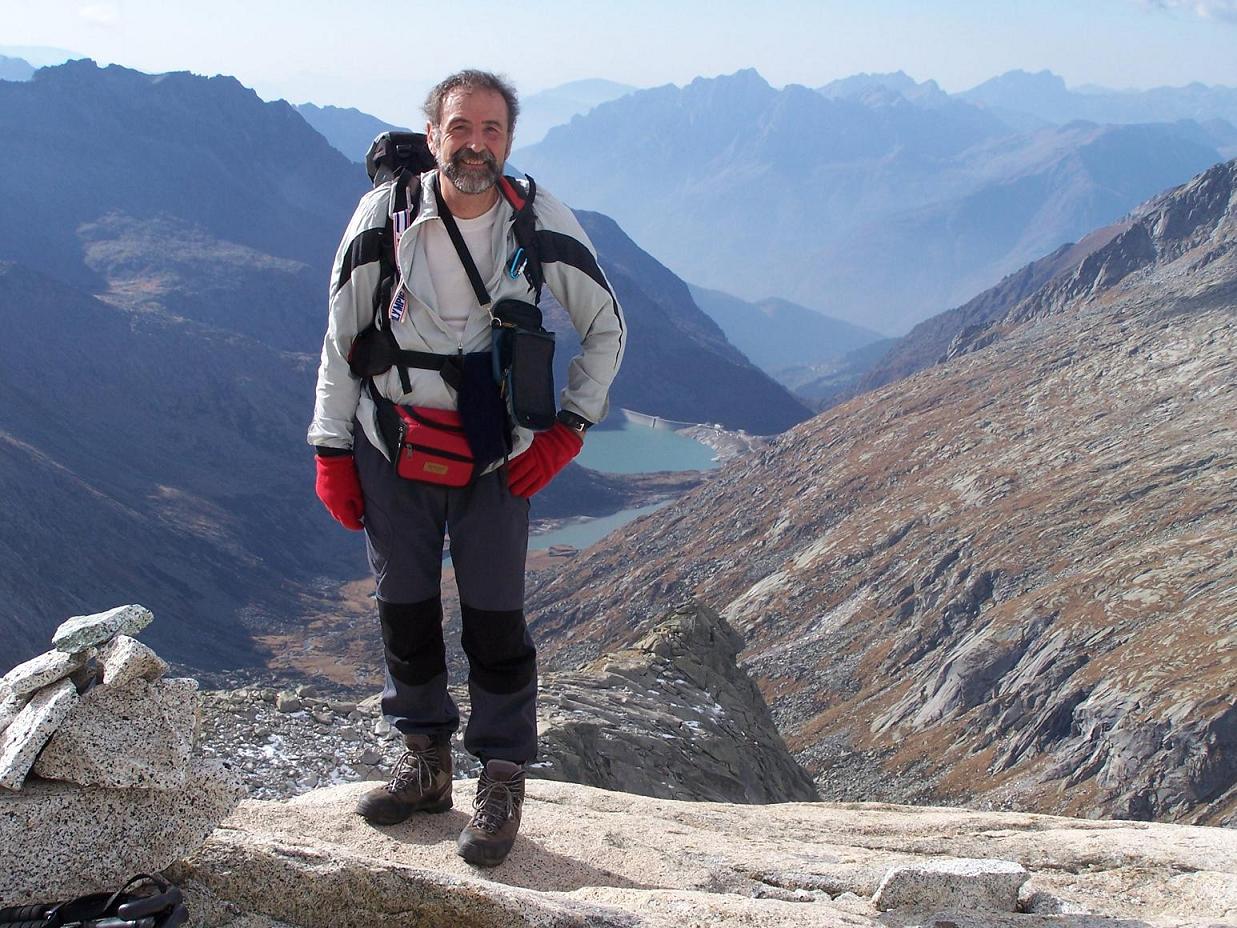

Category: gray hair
[423, 70, 519, 135]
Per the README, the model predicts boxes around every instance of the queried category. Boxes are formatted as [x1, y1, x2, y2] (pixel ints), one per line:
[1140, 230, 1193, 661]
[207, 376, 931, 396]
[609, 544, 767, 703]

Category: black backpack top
[365, 131, 437, 186]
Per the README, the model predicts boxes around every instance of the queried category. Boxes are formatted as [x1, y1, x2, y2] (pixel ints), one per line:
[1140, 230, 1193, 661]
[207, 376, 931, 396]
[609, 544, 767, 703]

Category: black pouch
[491, 299, 557, 432]
[456, 351, 512, 469]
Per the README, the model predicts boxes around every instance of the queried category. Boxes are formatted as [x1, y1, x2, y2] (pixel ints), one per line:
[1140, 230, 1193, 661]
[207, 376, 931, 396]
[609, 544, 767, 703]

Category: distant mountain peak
[995, 68, 1067, 88]
[818, 70, 948, 106]
[0, 54, 35, 82]
[691, 68, 770, 89]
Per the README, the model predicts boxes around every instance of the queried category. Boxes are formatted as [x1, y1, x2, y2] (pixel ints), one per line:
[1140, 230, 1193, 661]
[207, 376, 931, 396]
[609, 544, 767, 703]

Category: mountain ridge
[515, 69, 1223, 333]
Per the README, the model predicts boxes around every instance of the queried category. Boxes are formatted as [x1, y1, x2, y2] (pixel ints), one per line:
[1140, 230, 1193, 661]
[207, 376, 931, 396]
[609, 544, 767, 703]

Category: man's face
[428, 87, 512, 196]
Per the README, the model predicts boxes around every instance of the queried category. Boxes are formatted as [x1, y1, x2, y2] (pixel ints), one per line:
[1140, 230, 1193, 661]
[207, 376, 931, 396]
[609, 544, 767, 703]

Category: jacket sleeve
[533, 188, 627, 425]
[307, 188, 389, 451]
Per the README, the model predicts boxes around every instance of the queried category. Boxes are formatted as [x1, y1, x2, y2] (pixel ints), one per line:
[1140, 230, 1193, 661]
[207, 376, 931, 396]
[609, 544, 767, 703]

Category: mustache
[452, 149, 499, 168]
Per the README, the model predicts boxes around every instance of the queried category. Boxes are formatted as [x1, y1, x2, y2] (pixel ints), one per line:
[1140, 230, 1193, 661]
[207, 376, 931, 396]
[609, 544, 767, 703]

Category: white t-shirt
[417, 198, 500, 342]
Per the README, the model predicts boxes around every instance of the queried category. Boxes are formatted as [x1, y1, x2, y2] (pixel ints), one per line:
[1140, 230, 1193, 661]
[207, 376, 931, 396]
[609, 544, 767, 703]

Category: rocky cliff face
[525, 159, 1237, 826]
[536, 602, 818, 803]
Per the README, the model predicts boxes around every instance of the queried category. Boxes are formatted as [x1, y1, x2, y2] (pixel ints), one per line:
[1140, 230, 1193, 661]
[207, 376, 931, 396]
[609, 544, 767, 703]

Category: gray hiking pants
[354, 430, 537, 763]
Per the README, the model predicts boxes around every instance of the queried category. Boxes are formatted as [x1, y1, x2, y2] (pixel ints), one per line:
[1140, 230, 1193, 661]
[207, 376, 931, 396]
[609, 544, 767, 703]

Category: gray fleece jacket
[307, 170, 626, 461]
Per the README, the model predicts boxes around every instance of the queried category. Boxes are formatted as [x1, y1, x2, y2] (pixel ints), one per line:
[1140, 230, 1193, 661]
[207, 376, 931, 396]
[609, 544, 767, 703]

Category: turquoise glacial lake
[529, 419, 717, 552]
[574, 420, 719, 475]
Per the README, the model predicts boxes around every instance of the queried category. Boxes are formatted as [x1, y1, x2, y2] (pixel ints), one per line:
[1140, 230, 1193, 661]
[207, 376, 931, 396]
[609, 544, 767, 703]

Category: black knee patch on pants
[379, 596, 446, 686]
[460, 603, 536, 695]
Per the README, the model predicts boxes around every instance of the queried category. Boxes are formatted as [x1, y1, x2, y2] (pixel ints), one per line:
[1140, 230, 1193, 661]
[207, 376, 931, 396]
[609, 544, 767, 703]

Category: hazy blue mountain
[515, 69, 1222, 333]
[818, 70, 950, 105]
[0, 46, 79, 67]
[566, 215, 813, 433]
[962, 69, 1237, 131]
[517, 78, 637, 145]
[688, 284, 883, 375]
[775, 337, 898, 408]
[0, 60, 367, 303]
[0, 260, 355, 668]
[848, 222, 1125, 402]
[0, 55, 34, 82]
[295, 102, 407, 163]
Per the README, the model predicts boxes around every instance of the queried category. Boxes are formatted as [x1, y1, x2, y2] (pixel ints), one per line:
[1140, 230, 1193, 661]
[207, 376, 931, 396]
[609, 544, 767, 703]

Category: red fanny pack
[394, 406, 475, 487]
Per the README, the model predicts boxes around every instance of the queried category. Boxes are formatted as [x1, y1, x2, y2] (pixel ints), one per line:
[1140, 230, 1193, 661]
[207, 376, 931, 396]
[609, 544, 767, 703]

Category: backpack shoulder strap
[498, 174, 544, 302]
[375, 171, 423, 328]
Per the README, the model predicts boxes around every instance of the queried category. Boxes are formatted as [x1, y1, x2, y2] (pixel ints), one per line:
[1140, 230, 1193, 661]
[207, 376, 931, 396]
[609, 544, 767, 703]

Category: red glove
[315, 454, 365, 530]
[507, 423, 583, 498]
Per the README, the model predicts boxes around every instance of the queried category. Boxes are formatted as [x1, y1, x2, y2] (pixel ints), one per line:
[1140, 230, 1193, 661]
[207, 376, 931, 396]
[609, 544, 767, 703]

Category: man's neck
[436, 172, 500, 220]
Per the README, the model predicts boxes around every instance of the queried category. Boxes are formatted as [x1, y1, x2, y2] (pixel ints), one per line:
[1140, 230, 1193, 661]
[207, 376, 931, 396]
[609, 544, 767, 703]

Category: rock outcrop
[536, 601, 818, 802]
[168, 778, 1237, 927]
[196, 604, 816, 804]
[525, 157, 1237, 825]
[0, 606, 243, 905]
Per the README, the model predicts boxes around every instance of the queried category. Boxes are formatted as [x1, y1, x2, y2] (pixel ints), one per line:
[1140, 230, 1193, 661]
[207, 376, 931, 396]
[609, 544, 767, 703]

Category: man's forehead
[438, 88, 509, 126]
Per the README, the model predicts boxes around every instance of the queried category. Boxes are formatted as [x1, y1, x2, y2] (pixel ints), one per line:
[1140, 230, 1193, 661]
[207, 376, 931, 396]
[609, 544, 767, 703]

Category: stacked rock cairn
[0, 605, 244, 906]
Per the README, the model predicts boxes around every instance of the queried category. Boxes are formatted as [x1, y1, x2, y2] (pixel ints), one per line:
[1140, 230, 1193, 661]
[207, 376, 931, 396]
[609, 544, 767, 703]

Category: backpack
[348, 131, 545, 392]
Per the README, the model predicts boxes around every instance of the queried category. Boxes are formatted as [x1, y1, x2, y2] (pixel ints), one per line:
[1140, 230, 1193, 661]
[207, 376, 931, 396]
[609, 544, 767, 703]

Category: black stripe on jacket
[334, 227, 386, 295]
[534, 229, 625, 356]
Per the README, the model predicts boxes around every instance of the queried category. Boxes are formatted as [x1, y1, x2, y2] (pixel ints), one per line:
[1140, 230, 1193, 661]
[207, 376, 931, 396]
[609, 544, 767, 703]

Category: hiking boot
[457, 759, 526, 867]
[355, 734, 452, 825]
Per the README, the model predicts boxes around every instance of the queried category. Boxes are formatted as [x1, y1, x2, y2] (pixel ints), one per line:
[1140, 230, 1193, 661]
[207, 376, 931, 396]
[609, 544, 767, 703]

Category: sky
[3, 0, 1237, 126]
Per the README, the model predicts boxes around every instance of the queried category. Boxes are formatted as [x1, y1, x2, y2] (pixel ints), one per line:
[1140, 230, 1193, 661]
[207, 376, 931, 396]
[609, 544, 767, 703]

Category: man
[308, 70, 625, 866]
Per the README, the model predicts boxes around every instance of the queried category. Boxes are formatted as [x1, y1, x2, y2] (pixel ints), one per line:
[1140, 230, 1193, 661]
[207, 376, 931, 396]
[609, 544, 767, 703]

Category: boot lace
[470, 770, 525, 834]
[385, 744, 439, 796]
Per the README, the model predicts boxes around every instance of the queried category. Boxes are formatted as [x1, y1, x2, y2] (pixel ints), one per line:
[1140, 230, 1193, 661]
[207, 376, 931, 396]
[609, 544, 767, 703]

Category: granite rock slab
[0, 757, 244, 905]
[0, 689, 27, 738]
[98, 634, 168, 687]
[169, 779, 1237, 928]
[33, 678, 198, 790]
[52, 605, 153, 654]
[872, 857, 1029, 912]
[0, 679, 78, 790]
[1, 648, 90, 698]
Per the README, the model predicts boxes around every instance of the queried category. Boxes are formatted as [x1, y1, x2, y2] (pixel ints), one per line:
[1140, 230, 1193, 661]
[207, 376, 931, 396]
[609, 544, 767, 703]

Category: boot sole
[456, 836, 514, 867]
[356, 796, 453, 826]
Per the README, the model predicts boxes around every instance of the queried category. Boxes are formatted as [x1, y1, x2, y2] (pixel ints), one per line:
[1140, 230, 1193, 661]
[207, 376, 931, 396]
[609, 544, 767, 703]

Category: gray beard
[441, 150, 501, 195]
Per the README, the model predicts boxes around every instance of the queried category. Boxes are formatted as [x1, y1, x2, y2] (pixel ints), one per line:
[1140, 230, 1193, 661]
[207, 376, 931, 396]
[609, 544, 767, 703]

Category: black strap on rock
[432, 175, 492, 308]
[0, 874, 187, 928]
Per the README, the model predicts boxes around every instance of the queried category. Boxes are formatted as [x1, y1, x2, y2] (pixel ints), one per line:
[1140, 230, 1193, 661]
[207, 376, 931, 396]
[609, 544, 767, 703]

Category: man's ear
[426, 123, 439, 157]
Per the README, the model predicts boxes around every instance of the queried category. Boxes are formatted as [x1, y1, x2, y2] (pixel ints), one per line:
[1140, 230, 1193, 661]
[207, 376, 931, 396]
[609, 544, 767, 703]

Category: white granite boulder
[0, 648, 90, 699]
[0, 689, 27, 737]
[0, 679, 78, 790]
[98, 634, 168, 687]
[0, 757, 244, 905]
[872, 857, 1029, 912]
[32, 678, 199, 790]
[52, 604, 153, 654]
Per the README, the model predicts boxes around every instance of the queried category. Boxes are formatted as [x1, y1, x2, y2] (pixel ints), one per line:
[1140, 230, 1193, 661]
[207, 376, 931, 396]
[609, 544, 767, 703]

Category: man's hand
[506, 423, 583, 498]
[315, 453, 365, 530]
